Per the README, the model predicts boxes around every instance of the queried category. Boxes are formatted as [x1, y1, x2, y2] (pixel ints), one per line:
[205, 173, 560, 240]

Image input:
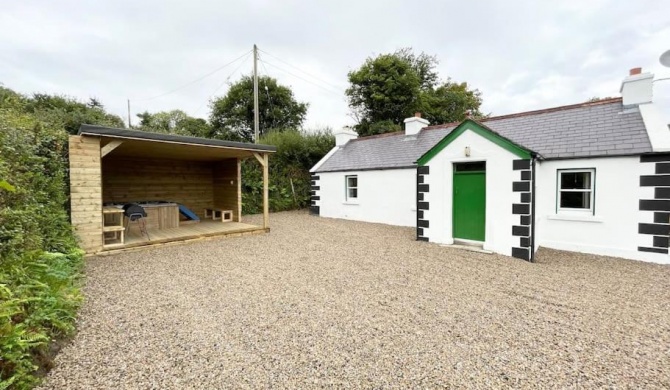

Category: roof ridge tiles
[423, 97, 623, 130]
[350, 130, 405, 142]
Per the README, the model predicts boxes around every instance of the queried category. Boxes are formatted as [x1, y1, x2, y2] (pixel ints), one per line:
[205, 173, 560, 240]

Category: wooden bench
[204, 208, 233, 222]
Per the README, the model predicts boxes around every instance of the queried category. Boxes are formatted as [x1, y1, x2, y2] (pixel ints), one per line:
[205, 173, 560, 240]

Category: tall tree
[346, 48, 483, 137]
[419, 81, 483, 125]
[136, 109, 211, 138]
[209, 75, 308, 142]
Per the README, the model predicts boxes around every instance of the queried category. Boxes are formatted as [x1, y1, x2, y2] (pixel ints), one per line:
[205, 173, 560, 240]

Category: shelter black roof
[78, 124, 277, 152]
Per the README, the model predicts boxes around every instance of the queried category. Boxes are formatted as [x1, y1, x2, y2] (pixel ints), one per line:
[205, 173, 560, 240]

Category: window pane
[560, 191, 591, 209]
[561, 172, 591, 189]
[454, 162, 486, 172]
[347, 176, 357, 188]
[348, 188, 358, 198]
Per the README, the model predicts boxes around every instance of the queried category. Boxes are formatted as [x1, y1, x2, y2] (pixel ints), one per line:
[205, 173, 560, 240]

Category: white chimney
[404, 112, 429, 136]
[334, 126, 358, 146]
[620, 67, 654, 107]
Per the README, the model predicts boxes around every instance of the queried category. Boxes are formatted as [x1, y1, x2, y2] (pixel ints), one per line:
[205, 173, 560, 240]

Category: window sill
[342, 201, 359, 205]
[547, 214, 603, 223]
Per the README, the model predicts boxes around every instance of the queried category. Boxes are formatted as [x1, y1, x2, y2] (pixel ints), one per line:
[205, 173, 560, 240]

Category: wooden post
[236, 158, 242, 222]
[263, 153, 269, 229]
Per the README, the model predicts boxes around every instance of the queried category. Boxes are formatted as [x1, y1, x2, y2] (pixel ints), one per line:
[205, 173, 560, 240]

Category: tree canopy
[20, 93, 125, 134]
[136, 109, 211, 138]
[209, 75, 308, 142]
[346, 48, 484, 137]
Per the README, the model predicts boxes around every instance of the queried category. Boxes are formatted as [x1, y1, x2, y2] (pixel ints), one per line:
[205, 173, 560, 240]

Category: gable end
[416, 119, 534, 166]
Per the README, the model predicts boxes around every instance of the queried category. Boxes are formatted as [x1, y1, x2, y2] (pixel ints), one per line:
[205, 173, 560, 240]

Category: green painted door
[452, 164, 486, 241]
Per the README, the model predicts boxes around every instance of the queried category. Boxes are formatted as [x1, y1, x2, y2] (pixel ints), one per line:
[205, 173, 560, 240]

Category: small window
[557, 169, 595, 213]
[345, 175, 358, 200]
[454, 161, 486, 172]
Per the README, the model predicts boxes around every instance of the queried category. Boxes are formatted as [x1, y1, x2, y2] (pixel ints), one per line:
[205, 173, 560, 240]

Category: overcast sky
[1, 0, 669, 131]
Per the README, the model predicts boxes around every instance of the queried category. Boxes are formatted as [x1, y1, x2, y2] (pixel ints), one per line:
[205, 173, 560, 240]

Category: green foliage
[22, 93, 125, 135]
[0, 250, 83, 390]
[136, 109, 212, 138]
[241, 129, 334, 214]
[209, 75, 309, 142]
[419, 81, 484, 125]
[346, 48, 483, 137]
[0, 181, 15, 193]
[347, 52, 422, 129]
[365, 120, 402, 136]
[0, 86, 87, 389]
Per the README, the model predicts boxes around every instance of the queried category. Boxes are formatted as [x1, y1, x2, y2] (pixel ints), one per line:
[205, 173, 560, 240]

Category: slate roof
[315, 98, 651, 172]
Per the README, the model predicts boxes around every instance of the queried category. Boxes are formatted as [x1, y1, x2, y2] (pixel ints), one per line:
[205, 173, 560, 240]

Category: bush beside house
[0, 87, 124, 389]
[241, 129, 334, 214]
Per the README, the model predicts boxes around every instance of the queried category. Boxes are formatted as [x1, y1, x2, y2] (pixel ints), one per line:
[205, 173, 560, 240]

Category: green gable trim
[416, 119, 532, 166]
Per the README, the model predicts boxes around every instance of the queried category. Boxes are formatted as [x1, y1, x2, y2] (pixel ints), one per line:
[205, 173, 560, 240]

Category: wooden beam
[253, 152, 266, 166]
[263, 153, 269, 229]
[101, 140, 124, 158]
[236, 158, 242, 223]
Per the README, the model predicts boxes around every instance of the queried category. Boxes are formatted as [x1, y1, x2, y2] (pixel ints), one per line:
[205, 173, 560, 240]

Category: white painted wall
[318, 169, 416, 227]
[535, 156, 669, 264]
[422, 129, 519, 256]
[314, 132, 670, 264]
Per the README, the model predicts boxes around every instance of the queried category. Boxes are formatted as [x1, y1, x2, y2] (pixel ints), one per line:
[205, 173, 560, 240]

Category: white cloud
[0, 0, 668, 128]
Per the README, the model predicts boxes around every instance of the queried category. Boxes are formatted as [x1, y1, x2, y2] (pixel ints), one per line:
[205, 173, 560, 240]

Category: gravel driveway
[40, 211, 670, 389]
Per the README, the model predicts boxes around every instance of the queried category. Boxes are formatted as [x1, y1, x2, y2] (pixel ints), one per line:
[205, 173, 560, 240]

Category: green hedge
[0, 88, 97, 389]
[0, 86, 333, 388]
[241, 129, 334, 214]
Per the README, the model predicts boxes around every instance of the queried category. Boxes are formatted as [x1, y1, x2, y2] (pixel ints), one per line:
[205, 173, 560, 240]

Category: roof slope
[79, 124, 277, 152]
[315, 98, 651, 172]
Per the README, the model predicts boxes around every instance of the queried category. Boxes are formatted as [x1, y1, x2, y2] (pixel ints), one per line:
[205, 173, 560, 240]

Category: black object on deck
[123, 203, 150, 240]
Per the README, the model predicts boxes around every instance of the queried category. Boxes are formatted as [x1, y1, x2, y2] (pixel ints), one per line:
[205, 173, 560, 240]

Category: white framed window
[557, 169, 595, 213]
[345, 175, 358, 201]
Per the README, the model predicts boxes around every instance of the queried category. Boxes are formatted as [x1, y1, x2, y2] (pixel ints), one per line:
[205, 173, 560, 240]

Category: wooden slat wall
[102, 157, 214, 219]
[69, 135, 103, 253]
[213, 158, 241, 222]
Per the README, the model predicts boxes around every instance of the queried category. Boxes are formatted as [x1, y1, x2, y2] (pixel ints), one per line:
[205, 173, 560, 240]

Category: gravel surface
[40, 211, 670, 389]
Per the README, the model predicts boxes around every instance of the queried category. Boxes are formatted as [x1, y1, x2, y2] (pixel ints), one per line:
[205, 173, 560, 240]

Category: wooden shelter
[69, 125, 276, 254]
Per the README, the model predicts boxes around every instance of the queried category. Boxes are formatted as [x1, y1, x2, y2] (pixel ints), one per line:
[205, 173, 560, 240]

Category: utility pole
[127, 99, 132, 128]
[253, 44, 259, 143]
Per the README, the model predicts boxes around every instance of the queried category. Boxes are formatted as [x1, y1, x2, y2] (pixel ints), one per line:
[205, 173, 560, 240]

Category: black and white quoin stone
[416, 165, 430, 241]
[511, 159, 532, 261]
[309, 174, 320, 216]
[638, 154, 670, 254]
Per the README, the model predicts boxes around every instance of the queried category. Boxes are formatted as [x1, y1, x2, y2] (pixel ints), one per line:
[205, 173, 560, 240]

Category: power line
[135, 49, 252, 102]
[259, 49, 344, 91]
[192, 51, 253, 116]
[260, 59, 343, 96]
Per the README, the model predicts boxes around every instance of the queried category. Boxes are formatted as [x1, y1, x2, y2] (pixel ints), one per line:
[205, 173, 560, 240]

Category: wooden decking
[102, 220, 267, 252]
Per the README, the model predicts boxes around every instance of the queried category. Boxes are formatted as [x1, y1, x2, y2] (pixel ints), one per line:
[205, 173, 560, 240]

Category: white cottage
[310, 68, 670, 264]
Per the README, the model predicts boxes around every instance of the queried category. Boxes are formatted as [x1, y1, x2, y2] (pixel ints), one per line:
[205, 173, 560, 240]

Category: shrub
[0, 86, 100, 389]
[241, 128, 334, 214]
[0, 250, 83, 389]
